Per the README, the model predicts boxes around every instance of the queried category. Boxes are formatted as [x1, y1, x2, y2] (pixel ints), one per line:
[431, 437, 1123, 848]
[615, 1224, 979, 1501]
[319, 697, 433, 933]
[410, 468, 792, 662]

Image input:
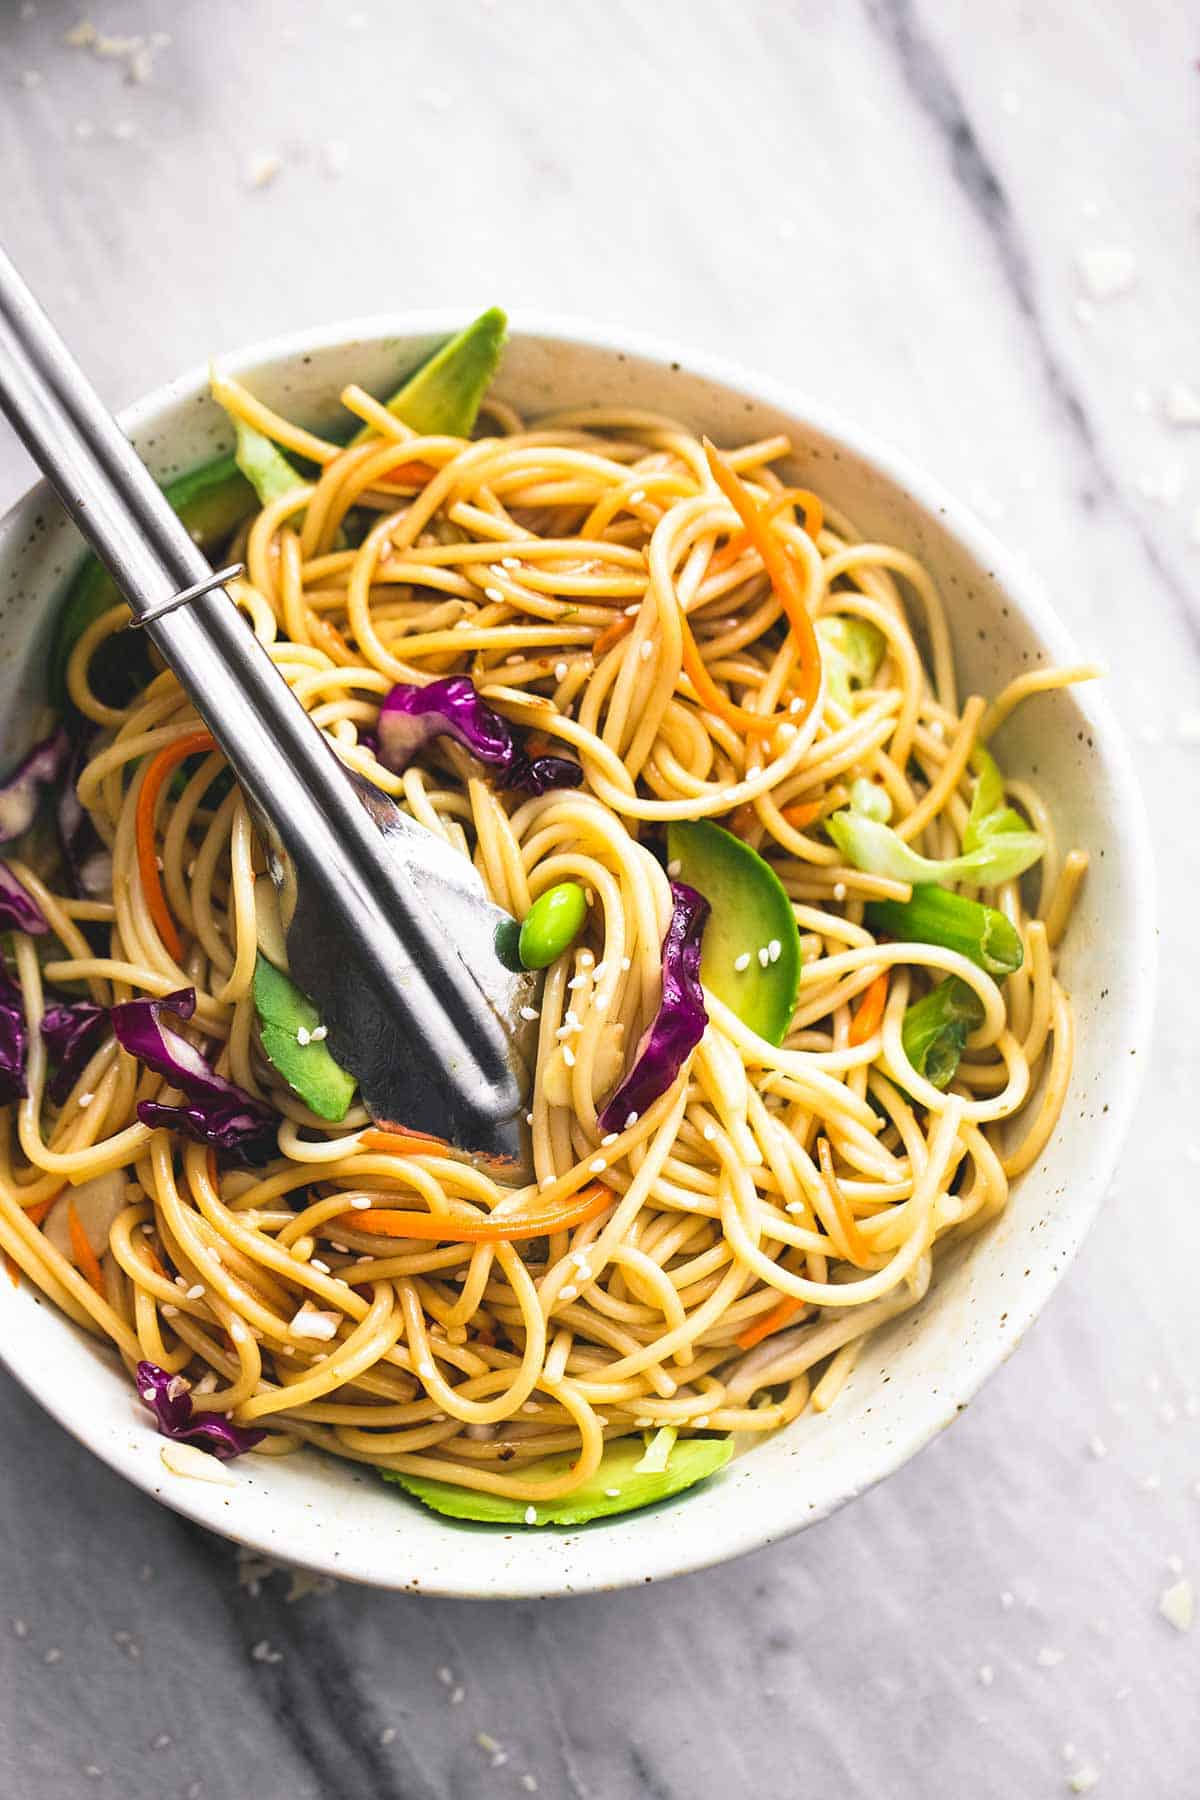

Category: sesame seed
[590, 1157, 606, 1173]
[629, 489, 646, 505]
[450, 1686, 465, 1704]
[693, 1414, 710, 1428]
[601, 1132, 618, 1146]
[624, 1112, 639, 1129]
[702, 1124, 717, 1142]
[561, 1045, 576, 1067]
[296, 1026, 311, 1046]
[523, 1505, 537, 1524]
[77, 1090, 94, 1108]
[833, 882, 847, 901]
[351, 1194, 372, 1209]
[44, 1647, 62, 1664]
[566, 974, 588, 990]
[519, 1005, 540, 1021]
[186, 1284, 205, 1300]
[484, 586, 504, 603]
[767, 938, 781, 962]
[379, 1727, 397, 1745]
[785, 1201, 804, 1214]
[437, 1666, 454, 1685]
[594, 992, 608, 1011]
[620, 956, 631, 971]
[640, 640, 654, 660]
[558, 1286, 577, 1301]
[624, 602, 640, 616]
[311, 1025, 327, 1041]
[161, 1303, 178, 1318]
[757, 946, 770, 968]
[733, 951, 751, 972]
[11, 1620, 28, 1639]
[667, 859, 681, 876]
[592, 961, 608, 980]
[501, 556, 521, 569]
[603, 1488, 620, 1499]
[246, 150, 282, 188]
[520, 1778, 539, 1793]
[555, 662, 569, 681]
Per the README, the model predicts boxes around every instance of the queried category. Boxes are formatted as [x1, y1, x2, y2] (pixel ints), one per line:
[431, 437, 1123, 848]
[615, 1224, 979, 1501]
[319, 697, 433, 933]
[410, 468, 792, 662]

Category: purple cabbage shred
[376, 676, 582, 796]
[0, 727, 69, 846]
[597, 881, 709, 1134]
[0, 862, 49, 935]
[110, 987, 278, 1165]
[135, 1360, 266, 1460]
[41, 999, 109, 1107]
[0, 965, 27, 1106]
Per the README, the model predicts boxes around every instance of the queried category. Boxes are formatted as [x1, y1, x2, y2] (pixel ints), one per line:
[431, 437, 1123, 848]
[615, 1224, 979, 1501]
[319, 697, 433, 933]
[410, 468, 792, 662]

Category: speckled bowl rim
[0, 313, 1156, 1598]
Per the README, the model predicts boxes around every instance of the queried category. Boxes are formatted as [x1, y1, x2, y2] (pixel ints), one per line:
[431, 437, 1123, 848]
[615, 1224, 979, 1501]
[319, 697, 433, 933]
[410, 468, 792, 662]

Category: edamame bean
[518, 882, 588, 969]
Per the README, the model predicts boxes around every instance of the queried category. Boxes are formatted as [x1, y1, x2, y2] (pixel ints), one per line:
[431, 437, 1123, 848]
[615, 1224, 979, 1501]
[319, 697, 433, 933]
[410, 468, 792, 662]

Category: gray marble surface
[1, 2, 1199, 1796]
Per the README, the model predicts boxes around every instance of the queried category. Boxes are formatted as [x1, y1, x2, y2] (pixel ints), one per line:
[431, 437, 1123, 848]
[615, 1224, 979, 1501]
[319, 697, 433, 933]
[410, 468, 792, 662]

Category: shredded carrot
[779, 798, 824, 832]
[676, 610, 781, 738]
[135, 729, 216, 962]
[67, 1199, 106, 1298]
[592, 613, 635, 659]
[848, 971, 890, 1047]
[24, 1192, 59, 1227]
[140, 1243, 170, 1281]
[709, 486, 824, 574]
[359, 1126, 453, 1159]
[336, 1183, 611, 1244]
[703, 442, 822, 722]
[5, 1253, 19, 1287]
[736, 1293, 806, 1352]
[381, 460, 434, 488]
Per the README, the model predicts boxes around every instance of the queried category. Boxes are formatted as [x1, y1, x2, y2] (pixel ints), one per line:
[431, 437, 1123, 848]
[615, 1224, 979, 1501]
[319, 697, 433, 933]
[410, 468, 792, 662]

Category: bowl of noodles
[0, 313, 1153, 1596]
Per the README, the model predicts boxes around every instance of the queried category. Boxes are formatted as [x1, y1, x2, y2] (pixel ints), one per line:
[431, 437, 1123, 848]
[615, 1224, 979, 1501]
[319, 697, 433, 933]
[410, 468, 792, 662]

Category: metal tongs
[0, 248, 539, 1174]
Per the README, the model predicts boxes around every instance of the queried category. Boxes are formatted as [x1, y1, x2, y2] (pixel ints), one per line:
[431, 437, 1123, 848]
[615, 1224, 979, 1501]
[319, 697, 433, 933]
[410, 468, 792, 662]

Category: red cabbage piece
[0, 966, 27, 1106]
[41, 999, 109, 1107]
[597, 881, 710, 1134]
[110, 987, 278, 1165]
[0, 727, 69, 845]
[135, 1360, 266, 1460]
[377, 676, 582, 796]
[0, 862, 48, 935]
[56, 734, 112, 899]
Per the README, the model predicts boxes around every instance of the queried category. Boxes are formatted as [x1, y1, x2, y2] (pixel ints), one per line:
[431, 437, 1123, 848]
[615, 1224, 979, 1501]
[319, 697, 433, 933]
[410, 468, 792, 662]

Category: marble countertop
[1, 2, 1198, 1796]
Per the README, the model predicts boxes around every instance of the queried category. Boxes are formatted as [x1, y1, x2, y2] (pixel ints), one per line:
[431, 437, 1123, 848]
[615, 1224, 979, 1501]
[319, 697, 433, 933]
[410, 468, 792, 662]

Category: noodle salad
[0, 311, 1093, 1524]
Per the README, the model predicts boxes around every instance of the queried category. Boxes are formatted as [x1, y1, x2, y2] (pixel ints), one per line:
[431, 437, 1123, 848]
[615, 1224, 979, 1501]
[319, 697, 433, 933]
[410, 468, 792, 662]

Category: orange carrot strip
[359, 1127, 453, 1159]
[847, 971, 890, 1047]
[779, 799, 824, 832]
[677, 610, 781, 737]
[709, 487, 824, 574]
[704, 442, 822, 722]
[592, 613, 636, 659]
[381, 460, 434, 487]
[135, 730, 216, 962]
[736, 1293, 806, 1352]
[67, 1199, 106, 1298]
[336, 1183, 611, 1244]
[24, 1192, 59, 1228]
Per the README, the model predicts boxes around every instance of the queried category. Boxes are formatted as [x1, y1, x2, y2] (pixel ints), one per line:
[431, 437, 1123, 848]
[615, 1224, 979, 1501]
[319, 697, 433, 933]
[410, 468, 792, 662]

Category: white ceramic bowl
[0, 317, 1155, 1597]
